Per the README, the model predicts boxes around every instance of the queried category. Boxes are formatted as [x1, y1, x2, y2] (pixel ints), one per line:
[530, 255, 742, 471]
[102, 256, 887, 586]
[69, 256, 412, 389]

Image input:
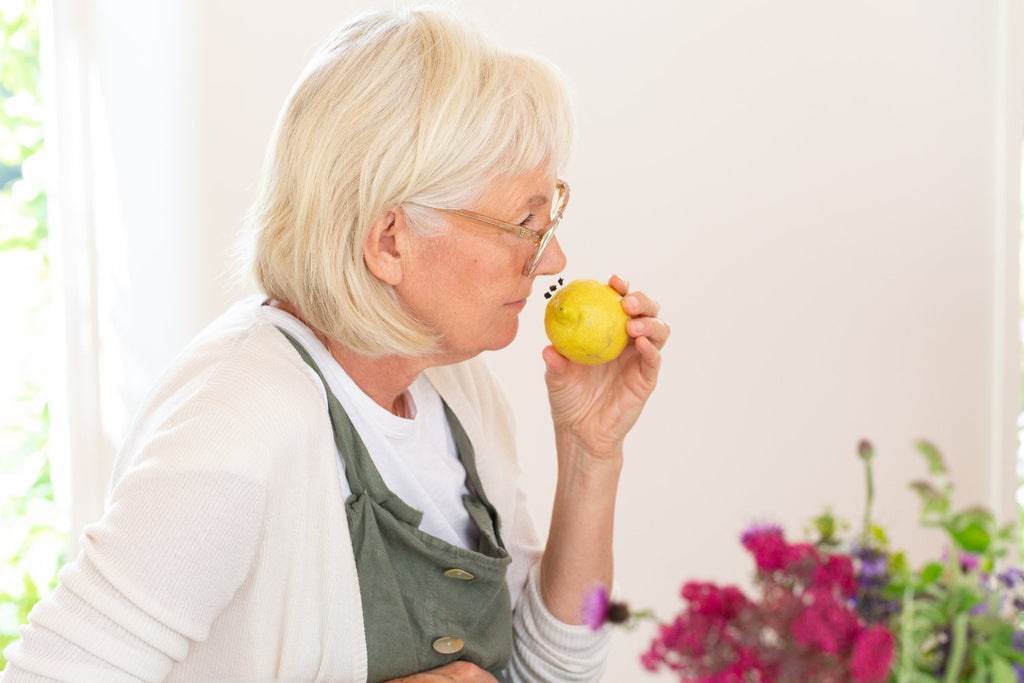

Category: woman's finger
[607, 273, 630, 296]
[620, 291, 660, 319]
[626, 316, 670, 349]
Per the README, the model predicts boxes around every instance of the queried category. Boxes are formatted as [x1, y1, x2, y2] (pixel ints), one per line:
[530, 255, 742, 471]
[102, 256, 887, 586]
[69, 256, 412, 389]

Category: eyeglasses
[438, 179, 569, 276]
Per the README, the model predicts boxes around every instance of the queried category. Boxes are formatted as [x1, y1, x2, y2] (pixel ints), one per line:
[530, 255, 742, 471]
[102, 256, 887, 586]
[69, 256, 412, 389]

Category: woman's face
[395, 168, 567, 361]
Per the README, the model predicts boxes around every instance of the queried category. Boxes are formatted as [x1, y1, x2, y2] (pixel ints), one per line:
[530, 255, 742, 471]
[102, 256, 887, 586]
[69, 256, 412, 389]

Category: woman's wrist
[554, 429, 625, 477]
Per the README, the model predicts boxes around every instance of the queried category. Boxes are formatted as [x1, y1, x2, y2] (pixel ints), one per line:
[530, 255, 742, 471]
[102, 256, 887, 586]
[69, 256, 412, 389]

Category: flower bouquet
[589, 441, 1024, 682]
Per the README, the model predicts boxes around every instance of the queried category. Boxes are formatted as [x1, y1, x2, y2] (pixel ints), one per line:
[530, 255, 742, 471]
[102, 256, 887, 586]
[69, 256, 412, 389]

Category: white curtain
[42, 0, 231, 558]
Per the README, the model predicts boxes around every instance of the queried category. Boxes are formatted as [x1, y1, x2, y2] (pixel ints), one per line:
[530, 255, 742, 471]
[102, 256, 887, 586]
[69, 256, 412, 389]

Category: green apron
[278, 330, 513, 682]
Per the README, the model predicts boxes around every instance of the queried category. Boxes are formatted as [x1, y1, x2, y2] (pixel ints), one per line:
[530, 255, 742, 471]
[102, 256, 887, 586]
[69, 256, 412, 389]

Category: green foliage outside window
[0, 0, 64, 668]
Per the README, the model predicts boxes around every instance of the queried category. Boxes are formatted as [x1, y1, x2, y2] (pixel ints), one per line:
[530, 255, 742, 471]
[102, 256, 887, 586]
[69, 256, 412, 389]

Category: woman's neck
[266, 299, 426, 417]
[324, 339, 426, 417]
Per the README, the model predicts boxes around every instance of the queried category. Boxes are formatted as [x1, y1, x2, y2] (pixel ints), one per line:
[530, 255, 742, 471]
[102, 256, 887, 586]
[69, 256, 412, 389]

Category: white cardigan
[1, 297, 610, 682]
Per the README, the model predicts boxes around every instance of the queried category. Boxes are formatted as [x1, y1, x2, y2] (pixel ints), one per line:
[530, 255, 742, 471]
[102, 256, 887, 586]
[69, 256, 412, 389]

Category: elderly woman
[1, 8, 668, 683]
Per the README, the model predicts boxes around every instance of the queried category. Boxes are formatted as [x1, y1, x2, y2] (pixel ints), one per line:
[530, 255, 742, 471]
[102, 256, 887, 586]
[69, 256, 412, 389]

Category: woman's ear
[363, 206, 406, 285]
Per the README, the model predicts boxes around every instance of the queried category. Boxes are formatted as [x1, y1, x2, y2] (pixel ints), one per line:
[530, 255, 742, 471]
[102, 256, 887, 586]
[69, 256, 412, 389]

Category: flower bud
[858, 439, 874, 461]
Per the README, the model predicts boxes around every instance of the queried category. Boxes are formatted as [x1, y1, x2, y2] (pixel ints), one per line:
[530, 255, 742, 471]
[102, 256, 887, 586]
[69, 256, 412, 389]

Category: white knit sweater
[1, 297, 610, 682]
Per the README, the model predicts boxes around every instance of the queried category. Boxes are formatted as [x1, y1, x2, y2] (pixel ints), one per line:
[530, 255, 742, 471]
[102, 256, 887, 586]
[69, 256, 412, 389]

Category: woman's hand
[542, 274, 669, 459]
[388, 661, 500, 682]
[538, 274, 668, 622]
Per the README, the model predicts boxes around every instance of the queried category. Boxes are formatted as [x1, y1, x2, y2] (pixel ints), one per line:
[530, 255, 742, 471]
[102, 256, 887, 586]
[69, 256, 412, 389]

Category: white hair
[243, 7, 576, 356]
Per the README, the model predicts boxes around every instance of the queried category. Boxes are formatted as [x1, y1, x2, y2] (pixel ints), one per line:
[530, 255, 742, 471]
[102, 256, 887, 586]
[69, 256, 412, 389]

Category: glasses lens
[528, 181, 568, 274]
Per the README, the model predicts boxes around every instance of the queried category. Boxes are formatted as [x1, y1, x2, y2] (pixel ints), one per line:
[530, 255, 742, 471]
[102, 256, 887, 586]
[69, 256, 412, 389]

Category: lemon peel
[544, 279, 629, 365]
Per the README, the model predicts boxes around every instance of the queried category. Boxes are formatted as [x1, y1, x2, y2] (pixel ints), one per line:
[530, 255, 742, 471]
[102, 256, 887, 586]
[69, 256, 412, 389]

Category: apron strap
[276, 327, 423, 527]
[443, 403, 505, 552]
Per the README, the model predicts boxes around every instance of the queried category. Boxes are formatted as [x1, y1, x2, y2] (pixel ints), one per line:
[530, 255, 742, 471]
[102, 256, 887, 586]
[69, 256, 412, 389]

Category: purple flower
[582, 585, 610, 630]
[852, 544, 889, 581]
[741, 521, 784, 547]
[1000, 568, 1024, 589]
[960, 553, 980, 572]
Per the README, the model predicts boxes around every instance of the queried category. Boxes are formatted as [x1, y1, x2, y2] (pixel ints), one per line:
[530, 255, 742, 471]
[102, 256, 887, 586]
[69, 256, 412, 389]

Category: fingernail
[623, 295, 637, 310]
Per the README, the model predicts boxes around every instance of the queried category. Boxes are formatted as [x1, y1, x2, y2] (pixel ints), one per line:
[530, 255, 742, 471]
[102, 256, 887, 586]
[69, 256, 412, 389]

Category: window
[0, 0, 64, 666]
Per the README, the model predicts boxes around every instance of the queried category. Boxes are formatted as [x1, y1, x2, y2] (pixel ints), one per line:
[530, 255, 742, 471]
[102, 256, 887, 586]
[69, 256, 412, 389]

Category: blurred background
[1, 0, 1022, 678]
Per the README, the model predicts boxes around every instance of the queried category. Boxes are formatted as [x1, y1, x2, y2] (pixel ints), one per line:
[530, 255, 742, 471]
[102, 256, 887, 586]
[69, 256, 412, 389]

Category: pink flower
[791, 590, 861, 656]
[742, 527, 790, 573]
[681, 581, 751, 620]
[741, 522, 784, 546]
[786, 542, 820, 569]
[850, 624, 895, 682]
[813, 554, 858, 598]
[640, 644, 662, 672]
[581, 585, 610, 630]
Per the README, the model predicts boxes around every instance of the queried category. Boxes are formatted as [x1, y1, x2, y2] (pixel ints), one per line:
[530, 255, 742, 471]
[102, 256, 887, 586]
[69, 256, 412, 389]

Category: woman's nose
[530, 236, 567, 276]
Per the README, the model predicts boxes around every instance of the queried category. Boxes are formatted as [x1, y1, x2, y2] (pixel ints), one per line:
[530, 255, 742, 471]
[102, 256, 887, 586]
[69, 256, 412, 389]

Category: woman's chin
[441, 320, 520, 359]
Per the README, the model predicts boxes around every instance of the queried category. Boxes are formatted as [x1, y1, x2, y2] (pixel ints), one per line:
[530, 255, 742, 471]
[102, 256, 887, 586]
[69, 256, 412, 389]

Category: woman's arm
[539, 274, 669, 624]
[1, 469, 266, 682]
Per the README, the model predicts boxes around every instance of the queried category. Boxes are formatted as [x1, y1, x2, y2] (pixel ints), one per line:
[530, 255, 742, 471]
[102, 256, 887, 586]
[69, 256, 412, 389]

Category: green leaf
[889, 551, 910, 577]
[968, 659, 989, 683]
[951, 523, 990, 554]
[919, 562, 943, 586]
[916, 440, 947, 475]
[950, 508, 995, 554]
[909, 480, 949, 522]
[810, 507, 844, 545]
[989, 657, 1017, 683]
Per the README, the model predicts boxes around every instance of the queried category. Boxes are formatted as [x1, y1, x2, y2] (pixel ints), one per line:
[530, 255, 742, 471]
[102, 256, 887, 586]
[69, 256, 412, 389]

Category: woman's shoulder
[113, 297, 332, 483]
[143, 298, 323, 419]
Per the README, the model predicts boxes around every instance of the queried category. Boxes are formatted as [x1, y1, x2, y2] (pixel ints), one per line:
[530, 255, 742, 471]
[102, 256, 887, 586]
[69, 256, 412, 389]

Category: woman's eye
[518, 213, 536, 228]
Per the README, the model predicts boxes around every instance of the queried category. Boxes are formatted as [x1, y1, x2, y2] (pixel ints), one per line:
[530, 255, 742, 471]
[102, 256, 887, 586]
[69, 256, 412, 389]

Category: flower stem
[942, 612, 968, 683]
[898, 583, 916, 681]
[624, 608, 658, 631]
[860, 443, 875, 546]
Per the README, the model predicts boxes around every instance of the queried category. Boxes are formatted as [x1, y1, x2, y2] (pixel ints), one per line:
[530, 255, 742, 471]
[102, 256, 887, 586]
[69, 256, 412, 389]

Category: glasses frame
[438, 179, 569, 275]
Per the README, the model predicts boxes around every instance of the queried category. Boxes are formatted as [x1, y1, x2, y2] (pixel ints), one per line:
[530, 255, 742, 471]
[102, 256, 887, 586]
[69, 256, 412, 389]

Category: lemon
[544, 279, 629, 365]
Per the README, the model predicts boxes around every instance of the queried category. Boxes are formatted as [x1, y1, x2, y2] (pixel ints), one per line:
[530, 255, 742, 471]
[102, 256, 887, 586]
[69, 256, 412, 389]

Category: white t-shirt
[263, 307, 480, 550]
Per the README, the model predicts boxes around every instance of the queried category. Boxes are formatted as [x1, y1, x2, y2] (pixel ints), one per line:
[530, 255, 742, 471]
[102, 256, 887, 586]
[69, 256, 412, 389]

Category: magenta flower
[740, 521, 784, 547]
[582, 585, 610, 630]
[813, 554, 858, 599]
[681, 581, 750, 620]
[741, 525, 789, 572]
[580, 585, 632, 631]
[850, 624, 895, 682]
[790, 590, 861, 656]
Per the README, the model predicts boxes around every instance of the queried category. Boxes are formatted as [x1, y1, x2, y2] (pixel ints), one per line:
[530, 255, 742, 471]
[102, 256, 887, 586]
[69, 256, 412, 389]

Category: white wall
[50, 1, 1023, 679]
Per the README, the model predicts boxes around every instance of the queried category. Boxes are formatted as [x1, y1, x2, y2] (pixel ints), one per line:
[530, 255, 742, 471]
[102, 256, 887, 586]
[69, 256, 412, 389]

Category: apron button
[432, 637, 465, 654]
[444, 568, 475, 581]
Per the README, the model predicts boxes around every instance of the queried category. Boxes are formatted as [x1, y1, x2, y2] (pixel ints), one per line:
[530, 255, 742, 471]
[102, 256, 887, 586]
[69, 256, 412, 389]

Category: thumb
[542, 344, 570, 377]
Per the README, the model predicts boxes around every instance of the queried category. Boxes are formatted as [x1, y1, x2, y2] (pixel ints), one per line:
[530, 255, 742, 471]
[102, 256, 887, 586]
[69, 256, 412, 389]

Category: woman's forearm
[538, 431, 624, 624]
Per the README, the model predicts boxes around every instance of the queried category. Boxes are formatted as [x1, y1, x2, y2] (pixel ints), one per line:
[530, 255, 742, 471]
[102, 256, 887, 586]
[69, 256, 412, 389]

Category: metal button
[444, 568, 475, 581]
[432, 637, 464, 654]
